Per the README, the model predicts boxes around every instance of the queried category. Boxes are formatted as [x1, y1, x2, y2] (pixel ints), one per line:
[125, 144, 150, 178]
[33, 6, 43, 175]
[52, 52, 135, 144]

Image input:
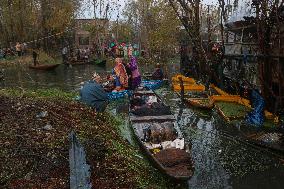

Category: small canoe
[69, 60, 87, 65]
[29, 64, 60, 70]
[141, 80, 163, 90]
[107, 90, 132, 100]
[94, 59, 106, 67]
[214, 101, 251, 122]
[129, 89, 194, 180]
[172, 75, 196, 86]
[173, 84, 206, 92]
[244, 132, 284, 154]
[210, 94, 277, 121]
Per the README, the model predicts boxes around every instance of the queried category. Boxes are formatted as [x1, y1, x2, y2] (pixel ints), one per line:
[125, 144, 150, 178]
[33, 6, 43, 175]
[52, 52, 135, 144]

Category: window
[79, 36, 89, 45]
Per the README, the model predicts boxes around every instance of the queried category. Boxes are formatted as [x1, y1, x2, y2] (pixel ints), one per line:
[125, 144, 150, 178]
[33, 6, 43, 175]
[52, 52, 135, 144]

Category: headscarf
[114, 58, 128, 87]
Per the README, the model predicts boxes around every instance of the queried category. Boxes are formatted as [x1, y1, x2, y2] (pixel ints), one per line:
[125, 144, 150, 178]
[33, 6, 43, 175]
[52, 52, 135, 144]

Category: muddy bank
[0, 89, 184, 189]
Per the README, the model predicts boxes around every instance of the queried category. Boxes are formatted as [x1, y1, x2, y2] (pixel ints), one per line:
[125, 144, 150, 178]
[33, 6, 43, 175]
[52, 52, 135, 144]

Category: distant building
[74, 18, 109, 49]
[223, 1, 284, 112]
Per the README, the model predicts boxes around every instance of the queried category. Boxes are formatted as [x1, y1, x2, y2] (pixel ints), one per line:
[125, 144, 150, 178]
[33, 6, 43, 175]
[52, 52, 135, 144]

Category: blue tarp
[141, 80, 163, 90]
[246, 90, 265, 126]
[107, 90, 132, 100]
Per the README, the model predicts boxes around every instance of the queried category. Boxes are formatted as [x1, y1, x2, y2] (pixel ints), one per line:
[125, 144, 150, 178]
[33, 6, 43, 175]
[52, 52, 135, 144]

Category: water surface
[1, 62, 283, 189]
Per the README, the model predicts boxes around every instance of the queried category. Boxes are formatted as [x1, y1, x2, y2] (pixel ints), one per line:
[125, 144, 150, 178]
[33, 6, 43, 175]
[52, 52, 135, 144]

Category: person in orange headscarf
[112, 57, 128, 91]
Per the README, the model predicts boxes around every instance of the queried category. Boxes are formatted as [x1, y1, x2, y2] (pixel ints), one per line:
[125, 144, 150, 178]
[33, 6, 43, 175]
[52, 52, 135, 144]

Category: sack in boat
[150, 122, 177, 143]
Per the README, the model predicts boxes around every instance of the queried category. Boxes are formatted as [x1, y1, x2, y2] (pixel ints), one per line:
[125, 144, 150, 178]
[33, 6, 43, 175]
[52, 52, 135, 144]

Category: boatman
[243, 82, 265, 126]
[80, 73, 108, 112]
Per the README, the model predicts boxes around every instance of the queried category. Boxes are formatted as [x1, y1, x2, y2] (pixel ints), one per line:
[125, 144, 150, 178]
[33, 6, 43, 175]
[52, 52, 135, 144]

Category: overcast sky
[80, 0, 126, 20]
[80, 0, 220, 20]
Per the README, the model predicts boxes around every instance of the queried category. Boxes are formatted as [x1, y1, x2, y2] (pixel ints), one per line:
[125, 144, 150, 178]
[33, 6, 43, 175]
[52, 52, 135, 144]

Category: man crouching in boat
[80, 73, 108, 112]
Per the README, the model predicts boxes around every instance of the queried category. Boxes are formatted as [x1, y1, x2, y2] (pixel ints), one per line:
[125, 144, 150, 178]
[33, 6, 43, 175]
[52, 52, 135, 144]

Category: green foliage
[0, 0, 82, 46]
[122, 0, 181, 59]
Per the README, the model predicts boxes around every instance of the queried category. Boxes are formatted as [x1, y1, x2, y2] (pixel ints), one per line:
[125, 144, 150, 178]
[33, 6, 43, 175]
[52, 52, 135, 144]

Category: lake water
[0, 62, 283, 189]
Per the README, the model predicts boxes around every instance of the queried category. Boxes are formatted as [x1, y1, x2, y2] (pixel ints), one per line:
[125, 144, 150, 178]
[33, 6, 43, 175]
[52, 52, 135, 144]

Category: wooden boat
[172, 74, 196, 85]
[129, 89, 194, 180]
[29, 64, 60, 70]
[214, 101, 250, 122]
[176, 91, 214, 110]
[93, 59, 106, 67]
[244, 132, 284, 154]
[210, 84, 278, 121]
[184, 97, 214, 110]
[171, 74, 205, 92]
[69, 60, 87, 65]
[173, 84, 206, 92]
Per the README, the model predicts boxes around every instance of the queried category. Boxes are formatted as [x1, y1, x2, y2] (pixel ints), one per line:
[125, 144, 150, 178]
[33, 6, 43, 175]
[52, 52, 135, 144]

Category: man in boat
[15, 42, 22, 57]
[80, 73, 108, 112]
[244, 83, 265, 126]
[151, 63, 164, 80]
[32, 49, 38, 66]
[62, 46, 68, 64]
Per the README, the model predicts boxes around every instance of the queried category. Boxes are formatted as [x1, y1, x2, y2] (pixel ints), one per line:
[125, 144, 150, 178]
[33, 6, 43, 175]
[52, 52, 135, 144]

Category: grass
[0, 51, 60, 66]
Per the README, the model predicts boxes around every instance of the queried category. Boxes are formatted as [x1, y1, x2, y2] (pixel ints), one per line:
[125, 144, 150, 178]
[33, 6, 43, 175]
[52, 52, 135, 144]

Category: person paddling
[32, 49, 38, 66]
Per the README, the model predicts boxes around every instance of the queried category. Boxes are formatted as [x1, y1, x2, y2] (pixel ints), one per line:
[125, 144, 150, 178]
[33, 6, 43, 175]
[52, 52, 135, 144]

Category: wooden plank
[130, 115, 176, 122]
[134, 90, 155, 95]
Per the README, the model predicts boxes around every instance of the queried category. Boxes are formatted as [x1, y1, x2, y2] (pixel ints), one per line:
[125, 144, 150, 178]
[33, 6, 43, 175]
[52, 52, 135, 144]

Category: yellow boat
[173, 84, 206, 92]
[184, 97, 215, 110]
[172, 75, 196, 84]
[172, 74, 205, 92]
[210, 84, 278, 122]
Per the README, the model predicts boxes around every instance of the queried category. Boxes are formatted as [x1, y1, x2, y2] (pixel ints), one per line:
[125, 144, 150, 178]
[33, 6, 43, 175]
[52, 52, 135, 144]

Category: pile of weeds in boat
[0, 89, 182, 189]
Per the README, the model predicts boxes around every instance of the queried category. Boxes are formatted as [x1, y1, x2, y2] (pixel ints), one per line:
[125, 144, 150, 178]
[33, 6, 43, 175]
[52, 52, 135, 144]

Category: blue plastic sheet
[141, 80, 163, 90]
[246, 90, 265, 126]
[107, 90, 133, 100]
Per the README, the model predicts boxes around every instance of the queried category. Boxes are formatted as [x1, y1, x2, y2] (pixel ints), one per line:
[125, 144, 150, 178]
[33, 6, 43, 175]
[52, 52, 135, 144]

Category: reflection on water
[0, 64, 108, 91]
[157, 88, 284, 189]
[1, 63, 284, 189]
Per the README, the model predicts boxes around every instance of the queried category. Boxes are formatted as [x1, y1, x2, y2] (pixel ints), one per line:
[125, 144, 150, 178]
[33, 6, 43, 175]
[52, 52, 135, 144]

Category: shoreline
[0, 88, 186, 189]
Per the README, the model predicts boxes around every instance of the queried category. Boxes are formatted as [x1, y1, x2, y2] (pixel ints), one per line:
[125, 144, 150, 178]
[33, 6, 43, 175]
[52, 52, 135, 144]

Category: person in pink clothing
[128, 56, 141, 89]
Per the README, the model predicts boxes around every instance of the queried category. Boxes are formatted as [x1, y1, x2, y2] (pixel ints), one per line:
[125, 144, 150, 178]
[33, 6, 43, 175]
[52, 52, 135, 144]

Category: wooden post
[179, 77, 184, 102]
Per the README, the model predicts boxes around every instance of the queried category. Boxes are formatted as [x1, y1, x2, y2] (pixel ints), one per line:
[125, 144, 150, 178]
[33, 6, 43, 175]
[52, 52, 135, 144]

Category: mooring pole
[179, 76, 184, 102]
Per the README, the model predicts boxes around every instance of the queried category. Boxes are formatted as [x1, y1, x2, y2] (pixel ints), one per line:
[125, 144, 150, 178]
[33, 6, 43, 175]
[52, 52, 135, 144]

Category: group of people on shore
[108, 43, 139, 58]
[0, 42, 27, 59]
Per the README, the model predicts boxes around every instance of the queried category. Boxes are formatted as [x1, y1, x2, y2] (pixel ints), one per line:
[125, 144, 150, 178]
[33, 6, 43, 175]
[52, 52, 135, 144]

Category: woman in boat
[122, 59, 132, 89]
[128, 55, 141, 89]
[151, 63, 164, 80]
[112, 57, 128, 91]
[80, 73, 108, 112]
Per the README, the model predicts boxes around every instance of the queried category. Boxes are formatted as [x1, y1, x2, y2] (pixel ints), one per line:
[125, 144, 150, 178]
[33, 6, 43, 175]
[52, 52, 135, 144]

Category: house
[74, 18, 109, 49]
[223, 0, 284, 112]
